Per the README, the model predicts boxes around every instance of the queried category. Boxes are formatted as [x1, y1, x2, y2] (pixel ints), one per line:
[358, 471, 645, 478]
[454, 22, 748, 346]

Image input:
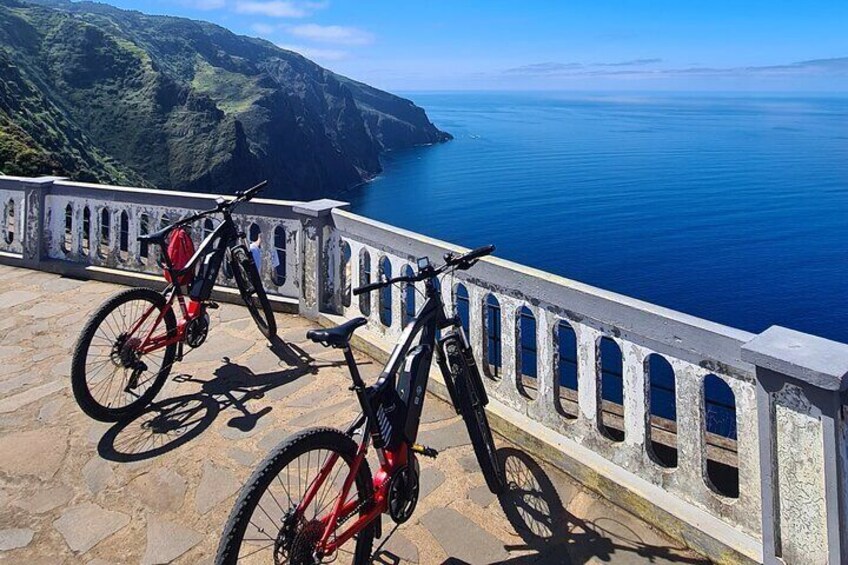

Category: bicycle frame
[131, 212, 244, 356]
[299, 277, 472, 557]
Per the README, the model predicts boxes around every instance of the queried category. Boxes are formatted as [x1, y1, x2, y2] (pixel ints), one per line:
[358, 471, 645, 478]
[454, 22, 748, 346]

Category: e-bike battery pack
[395, 344, 433, 443]
[190, 247, 225, 301]
[373, 343, 434, 449]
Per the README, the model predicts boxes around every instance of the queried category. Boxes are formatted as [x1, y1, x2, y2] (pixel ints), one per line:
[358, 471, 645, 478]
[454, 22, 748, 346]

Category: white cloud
[277, 44, 349, 61]
[235, 1, 323, 18]
[287, 24, 374, 45]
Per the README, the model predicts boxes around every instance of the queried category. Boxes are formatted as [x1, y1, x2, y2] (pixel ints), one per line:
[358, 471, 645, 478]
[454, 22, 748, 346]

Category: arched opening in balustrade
[599, 336, 625, 442]
[248, 223, 262, 272]
[98, 208, 111, 259]
[3, 199, 14, 245]
[359, 249, 371, 316]
[119, 211, 129, 262]
[402, 265, 416, 326]
[454, 283, 470, 335]
[482, 294, 502, 379]
[272, 226, 287, 287]
[379, 256, 392, 327]
[82, 206, 91, 256]
[139, 213, 150, 264]
[157, 215, 170, 265]
[703, 374, 739, 498]
[62, 203, 73, 254]
[340, 241, 352, 307]
[555, 321, 579, 419]
[516, 306, 538, 400]
[647, 354, 677, 468]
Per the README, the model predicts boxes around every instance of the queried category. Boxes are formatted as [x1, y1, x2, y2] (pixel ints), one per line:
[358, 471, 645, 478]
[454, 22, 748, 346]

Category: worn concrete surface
[0, 265, 708, 564]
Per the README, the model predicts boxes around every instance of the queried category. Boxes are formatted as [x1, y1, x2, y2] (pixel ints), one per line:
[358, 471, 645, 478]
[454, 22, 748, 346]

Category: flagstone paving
[0, 265, 708, 564]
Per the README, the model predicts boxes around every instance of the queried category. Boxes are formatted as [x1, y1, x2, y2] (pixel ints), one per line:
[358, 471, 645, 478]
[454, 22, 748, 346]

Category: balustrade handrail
[332, 208, 755, 381]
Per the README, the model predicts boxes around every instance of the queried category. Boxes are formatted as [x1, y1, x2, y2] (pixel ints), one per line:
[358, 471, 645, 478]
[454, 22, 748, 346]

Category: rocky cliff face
[0, 0, 451, 198]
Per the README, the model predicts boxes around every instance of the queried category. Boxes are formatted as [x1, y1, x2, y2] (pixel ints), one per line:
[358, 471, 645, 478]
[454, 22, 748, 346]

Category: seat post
[342, 346, 366, 389]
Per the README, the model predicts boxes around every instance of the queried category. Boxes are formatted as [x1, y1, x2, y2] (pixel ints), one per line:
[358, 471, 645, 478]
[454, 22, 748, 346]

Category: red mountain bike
[70, 182, 276, 422]
[216, 245, 504, 564]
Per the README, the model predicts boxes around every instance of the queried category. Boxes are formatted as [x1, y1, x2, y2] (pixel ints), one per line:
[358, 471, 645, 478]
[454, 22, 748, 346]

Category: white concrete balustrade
[2, 175, 847, 564]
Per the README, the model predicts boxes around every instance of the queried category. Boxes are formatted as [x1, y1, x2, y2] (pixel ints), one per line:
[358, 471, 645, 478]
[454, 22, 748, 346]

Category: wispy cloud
[594, 58, 662, 67]
[278, 44, 349, 61]
[504, 62, 583, 75]
[503, 57, 848, 79]
[235, 1, 326, 18]
[287, 24, 374, 45]
[505, 59, 663, 75]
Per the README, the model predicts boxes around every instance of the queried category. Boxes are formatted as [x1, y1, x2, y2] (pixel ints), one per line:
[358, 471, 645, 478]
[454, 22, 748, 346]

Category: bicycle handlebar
[352, 245, 495, 295]
[168, 181, 269, 229]
[443, 244, 495, 267]
[233, 180, 267, 203]
[353, 275, 416, 296]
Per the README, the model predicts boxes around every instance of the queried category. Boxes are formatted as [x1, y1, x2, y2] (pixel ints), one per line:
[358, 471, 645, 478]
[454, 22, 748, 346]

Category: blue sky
[96, 0, 848, 91]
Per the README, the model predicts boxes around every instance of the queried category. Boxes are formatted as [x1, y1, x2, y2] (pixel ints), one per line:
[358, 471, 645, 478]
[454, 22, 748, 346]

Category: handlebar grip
[353, 281, 384, 296]
[242, 180, 268, 199]
[463, 244, 495, 262]
[447, 244, 496, 267]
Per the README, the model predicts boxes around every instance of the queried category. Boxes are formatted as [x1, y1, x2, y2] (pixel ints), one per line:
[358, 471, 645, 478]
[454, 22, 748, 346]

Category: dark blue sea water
[346, 92, 848, 345]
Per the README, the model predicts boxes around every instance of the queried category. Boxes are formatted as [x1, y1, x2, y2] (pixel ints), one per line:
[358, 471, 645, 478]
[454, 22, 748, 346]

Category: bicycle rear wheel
[216, 427, 374, 564]
[444, 338, 505, 494]
[230, 245, 277, 339]
[71, 287, 177, 422]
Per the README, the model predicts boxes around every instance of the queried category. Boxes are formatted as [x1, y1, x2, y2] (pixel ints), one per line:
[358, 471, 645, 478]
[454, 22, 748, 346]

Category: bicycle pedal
[411, 444, 439, 459]
[204, 302, 220, 309]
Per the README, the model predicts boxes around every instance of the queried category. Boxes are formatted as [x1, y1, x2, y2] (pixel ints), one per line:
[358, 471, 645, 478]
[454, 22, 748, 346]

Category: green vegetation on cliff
[0, 0, 451, 197]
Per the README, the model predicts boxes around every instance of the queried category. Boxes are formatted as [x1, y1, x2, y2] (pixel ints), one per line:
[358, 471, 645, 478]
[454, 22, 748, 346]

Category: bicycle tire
[444, 338, 506, 494]
[71, 287, 177, 422]
[230, 245, 277, 339]
[216, 427, 375, 564]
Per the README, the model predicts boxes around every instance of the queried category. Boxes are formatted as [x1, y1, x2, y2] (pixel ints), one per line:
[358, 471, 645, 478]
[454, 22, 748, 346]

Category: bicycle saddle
[306, 317, 367, 348]
[137, 225, 171, 245]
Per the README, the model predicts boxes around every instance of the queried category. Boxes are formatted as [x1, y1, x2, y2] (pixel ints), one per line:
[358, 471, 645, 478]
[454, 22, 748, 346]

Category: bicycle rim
[77, 291, 174, 416]
[223, 432, 373, 564]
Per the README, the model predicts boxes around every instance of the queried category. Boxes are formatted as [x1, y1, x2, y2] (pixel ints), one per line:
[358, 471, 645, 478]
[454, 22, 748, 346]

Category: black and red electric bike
[70, 182, 276, 422]
[216, 245, 505, 564]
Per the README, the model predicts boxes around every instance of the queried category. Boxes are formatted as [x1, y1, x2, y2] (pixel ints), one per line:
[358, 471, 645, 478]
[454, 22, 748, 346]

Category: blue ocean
[346, 92, 848, 344]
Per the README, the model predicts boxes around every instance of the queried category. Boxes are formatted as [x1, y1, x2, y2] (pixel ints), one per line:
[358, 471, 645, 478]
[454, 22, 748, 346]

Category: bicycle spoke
[81, 296, 175, 414]
[239, 446, 364, 564]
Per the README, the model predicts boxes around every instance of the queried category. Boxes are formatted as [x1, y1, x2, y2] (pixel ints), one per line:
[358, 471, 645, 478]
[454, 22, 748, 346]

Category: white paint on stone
[774, 384, 827, 564]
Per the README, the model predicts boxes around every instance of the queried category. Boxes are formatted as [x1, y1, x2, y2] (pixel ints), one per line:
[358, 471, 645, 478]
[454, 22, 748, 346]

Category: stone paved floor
[0, 265, 709, 564]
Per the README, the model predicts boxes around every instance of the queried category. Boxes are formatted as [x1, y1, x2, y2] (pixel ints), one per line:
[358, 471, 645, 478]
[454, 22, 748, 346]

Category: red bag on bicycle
[164, 227, 196, 286]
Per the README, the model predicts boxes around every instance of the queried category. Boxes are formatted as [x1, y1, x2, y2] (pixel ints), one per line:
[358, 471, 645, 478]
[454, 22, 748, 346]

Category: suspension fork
[438, 323, 490, 412]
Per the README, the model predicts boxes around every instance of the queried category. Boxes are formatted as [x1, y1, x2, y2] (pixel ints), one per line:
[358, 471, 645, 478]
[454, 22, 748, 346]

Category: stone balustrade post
[742, 326, 848, 565]
[20, 176, 63, 268]
[292, 199, 348, 320]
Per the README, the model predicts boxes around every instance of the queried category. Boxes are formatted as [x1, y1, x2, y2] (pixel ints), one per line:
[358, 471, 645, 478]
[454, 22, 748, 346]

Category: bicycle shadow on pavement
[478, 447, 710, 565]
[96, 338, 343, 463]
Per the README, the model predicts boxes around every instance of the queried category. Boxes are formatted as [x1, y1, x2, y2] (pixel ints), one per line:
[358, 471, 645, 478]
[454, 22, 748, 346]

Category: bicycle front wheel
[216, 427, 375, 565]
[70, 287, 177, 422]
[230, 245, 277, 339]
[444, 338, 506, 494]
